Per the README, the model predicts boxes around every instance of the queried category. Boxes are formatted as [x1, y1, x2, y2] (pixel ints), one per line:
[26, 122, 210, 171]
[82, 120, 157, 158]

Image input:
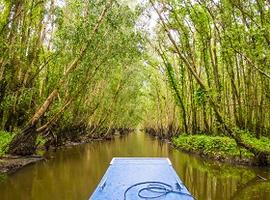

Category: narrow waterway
[0, 132, 269, 200]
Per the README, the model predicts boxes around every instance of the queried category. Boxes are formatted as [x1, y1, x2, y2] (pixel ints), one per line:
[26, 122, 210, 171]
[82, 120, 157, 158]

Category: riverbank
[1, 131, 269, 176]
[172, 134, 270, 166]
[1, 131, 269, 200]
[0, 155, 43, 174]
[0, 128, 131, 174]
[0, 138, 101, 175]
[0, 131, 44, 174]
[144, 127, 270, 166]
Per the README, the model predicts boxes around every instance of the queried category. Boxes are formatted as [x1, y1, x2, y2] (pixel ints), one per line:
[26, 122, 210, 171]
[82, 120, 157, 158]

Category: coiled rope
[123, 181, 194, 199]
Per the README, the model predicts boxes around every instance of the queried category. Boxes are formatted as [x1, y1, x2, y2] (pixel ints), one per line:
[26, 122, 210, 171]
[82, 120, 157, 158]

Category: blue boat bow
[90, 157, 194, 200]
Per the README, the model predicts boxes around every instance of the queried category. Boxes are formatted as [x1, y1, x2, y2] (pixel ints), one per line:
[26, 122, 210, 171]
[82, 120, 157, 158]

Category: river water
[0, 132, 269, 200]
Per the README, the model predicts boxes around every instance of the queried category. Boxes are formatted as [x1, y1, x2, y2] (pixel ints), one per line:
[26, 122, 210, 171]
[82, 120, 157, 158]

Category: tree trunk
[7, 124, 37, 155]
[7, 1, 113, 155]
[151, 0, 269, 165]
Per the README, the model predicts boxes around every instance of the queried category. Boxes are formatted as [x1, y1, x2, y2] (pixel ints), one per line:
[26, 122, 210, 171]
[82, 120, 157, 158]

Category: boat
[89, 157, 194, 200]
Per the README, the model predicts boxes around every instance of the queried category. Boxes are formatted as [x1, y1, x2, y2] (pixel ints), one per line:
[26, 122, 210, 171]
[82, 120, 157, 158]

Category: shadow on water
[0, 132, 269, 200]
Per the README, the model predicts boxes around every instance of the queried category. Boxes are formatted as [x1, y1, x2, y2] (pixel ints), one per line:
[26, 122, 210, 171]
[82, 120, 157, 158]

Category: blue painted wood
[89, 157, 194, 200]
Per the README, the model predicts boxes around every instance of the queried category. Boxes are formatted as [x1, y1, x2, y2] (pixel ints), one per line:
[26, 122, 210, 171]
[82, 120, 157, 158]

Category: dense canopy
[0, 0, 270, 164]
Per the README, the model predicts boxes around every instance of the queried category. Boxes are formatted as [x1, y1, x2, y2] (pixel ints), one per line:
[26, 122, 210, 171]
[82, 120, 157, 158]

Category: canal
[0, 132, 269, 200]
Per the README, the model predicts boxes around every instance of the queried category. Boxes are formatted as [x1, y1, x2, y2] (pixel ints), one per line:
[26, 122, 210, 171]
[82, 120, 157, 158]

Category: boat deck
[90, 157, 194, 200]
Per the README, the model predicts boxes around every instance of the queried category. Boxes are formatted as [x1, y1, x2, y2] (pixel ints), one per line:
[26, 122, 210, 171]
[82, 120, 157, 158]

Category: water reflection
[0, 132, 269, 200]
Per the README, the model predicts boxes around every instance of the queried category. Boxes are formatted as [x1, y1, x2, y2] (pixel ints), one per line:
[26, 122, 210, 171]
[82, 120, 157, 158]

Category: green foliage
[36, 136, 46, 147]
[173, 134, 254, 160]
[194, 87, 206, 105]
[0, 131, 13, 156]
[143, 0, 270, 162]
[238, 130, 270, 153]
[165, 62, 184, 105]
[0, 0, 146, 142]
[0, 0, 270, 162]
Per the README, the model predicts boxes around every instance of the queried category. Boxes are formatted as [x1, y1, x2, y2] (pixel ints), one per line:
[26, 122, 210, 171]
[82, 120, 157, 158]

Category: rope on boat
[123, 181, 194, 199]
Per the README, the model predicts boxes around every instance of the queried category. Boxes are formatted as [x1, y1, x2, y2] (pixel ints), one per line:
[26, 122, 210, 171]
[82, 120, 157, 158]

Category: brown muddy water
[0, 132, 269, 200]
